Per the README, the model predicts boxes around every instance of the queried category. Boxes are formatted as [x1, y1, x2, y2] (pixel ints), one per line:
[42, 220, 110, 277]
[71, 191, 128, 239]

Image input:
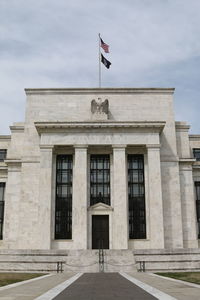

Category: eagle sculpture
[91, 98, 109, 115]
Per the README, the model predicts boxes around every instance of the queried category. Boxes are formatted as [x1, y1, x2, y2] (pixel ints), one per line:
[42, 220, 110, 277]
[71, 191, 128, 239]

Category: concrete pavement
[0, 271, 199, 299]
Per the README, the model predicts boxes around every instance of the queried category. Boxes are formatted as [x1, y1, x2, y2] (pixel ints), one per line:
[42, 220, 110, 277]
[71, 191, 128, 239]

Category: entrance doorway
[92, 215, 109, 249]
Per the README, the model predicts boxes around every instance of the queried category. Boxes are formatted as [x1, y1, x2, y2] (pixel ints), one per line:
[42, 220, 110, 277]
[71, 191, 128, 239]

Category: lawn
[0, 272, 46, 287]
[155, 272, 200, 285]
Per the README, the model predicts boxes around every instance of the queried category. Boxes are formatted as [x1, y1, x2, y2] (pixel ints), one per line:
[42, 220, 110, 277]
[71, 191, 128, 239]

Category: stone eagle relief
[91, 98, 109, 120]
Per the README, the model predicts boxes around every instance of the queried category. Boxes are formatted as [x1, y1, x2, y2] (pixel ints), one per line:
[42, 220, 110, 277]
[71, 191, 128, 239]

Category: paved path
[0, 273, 76, 300]
[127, 272, 200, 300]
[53, 273, 157, 300]
[0, 272, 200, 299]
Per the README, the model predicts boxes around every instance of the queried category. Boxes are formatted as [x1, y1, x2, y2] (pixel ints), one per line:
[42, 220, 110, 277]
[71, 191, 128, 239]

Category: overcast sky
[0, 0, 200, 134]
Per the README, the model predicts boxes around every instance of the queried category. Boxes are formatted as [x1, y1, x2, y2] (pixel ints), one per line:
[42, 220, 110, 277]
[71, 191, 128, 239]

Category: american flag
[100, 38, 109, 53]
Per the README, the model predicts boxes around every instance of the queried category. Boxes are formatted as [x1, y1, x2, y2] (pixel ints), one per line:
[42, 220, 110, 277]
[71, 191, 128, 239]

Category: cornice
[35, 121, 166, 134]
[179, 158, 196, 164]
[189, 134, 200, 141]
[4, 159, 22, 166]
[9, 125, 24, 133]
[25, 87, 175, 95]
[175, 122, 190, 131]
[0, 136, 11, 140]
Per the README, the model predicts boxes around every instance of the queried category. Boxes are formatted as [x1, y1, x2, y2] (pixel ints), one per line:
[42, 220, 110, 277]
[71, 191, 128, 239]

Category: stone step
[0, 249, 137, 273]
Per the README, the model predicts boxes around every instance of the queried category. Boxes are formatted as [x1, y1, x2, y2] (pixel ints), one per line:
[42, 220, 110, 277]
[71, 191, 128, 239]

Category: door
[92, 215, 109, 249]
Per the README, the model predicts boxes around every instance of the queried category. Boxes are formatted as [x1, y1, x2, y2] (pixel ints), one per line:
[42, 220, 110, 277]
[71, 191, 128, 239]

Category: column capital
[146, 144, 161, 150]
[112, 144, 127, 150]
[74, 144, 88, 149]
[39, 144, 54, 150]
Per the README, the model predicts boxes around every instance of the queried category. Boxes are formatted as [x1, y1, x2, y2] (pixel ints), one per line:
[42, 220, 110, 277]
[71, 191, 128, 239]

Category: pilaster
[112, 145, 128, 249]
[72, 145, 88, 249]
[179, 160, 198, 248]
[38, 145, 53, 249]
[147, 145, 164, 248]
[3, 160, 21, 248]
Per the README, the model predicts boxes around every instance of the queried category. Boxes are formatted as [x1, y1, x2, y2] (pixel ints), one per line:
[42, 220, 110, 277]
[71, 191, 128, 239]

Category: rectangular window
[128, 155, 146, 239]
[90, 155, 110, 206]
[0, 150, 7, 162]
[193, 149, 200, 161]
[55, 155, 72, 239]
[195, 182, 200, 238]
[0, 183, 5, 240]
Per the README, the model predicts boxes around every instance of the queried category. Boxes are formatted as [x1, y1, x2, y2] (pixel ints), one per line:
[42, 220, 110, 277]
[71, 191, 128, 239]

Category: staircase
[0, 249, 137, 273]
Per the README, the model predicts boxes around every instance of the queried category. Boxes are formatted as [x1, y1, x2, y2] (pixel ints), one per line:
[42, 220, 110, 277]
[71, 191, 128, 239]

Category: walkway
[54, 273, 157, 300]
[0, 272, 199, 299]
[0, 273, 76, 300]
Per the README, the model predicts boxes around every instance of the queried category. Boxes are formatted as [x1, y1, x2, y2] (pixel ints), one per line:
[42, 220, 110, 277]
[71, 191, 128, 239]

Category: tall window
[0, 183, 5, 240]
[90, 155, 110, 206]
[0, 150, 7, 162]
[195, 182, 200, 238]
[193, 149, 200, 161]
[55, 155, 72, 239]
[128, 155, 146, 239]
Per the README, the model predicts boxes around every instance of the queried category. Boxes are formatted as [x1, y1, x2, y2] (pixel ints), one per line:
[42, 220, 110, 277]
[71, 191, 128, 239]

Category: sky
[0, 0, 200, 134]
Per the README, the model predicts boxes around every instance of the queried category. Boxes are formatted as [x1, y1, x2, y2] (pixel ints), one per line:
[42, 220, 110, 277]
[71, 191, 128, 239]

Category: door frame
[88, 203, 113, 249]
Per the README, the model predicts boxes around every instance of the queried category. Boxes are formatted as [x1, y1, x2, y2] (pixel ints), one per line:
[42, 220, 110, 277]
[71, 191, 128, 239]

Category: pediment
[88, 202, 113, 211]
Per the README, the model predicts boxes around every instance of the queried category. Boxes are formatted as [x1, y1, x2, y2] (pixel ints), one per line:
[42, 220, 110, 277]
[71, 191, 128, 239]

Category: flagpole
[98, 33, 101, 88]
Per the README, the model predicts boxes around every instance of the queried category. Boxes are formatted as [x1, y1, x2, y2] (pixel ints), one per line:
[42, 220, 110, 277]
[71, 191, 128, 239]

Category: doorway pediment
[88, 202, 113, 211]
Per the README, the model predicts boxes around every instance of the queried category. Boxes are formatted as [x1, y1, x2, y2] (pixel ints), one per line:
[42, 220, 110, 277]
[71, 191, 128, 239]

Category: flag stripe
[100, 38, 109, 53]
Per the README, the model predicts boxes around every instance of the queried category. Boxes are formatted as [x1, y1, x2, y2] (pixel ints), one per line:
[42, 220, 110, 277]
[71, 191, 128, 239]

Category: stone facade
[0, 88, 200, 253]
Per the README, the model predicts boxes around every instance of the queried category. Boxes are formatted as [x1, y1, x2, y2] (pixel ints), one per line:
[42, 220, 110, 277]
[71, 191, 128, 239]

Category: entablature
[35, 121, 166, 134]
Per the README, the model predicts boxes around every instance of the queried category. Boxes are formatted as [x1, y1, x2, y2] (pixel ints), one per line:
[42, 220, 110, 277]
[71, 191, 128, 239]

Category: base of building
[0, 248, 200, 273]
[0, 249, 136, 273]
[134, 248, 200, 272]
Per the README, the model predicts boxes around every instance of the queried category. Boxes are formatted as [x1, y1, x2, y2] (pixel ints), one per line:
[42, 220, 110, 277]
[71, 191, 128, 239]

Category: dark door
[92, 215, 109, 249]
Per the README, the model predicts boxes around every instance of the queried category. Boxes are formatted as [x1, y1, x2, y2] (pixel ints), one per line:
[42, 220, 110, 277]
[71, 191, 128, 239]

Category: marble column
[179, 161, 198, 248]
[112, 145, 128, 249]
[38, 145, 53, 249]
[147, 144, 165, 248]
[3, 160, 21, 248]
[72, 145, 88, 249]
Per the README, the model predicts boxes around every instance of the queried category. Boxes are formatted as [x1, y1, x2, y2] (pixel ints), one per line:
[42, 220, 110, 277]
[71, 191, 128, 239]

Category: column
[4, 160, 21, 248]
[147, 144, 165, 248]
[112, 145, 128, 249]
[38, 145, 53, 249]
[180, 161, 198, 248]
[72, 145, 88, 249]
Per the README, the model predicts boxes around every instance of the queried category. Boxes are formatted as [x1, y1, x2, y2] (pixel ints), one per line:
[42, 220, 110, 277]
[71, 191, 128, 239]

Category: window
[90, 155, 110, 206]
[193, 149, 200, 161]
[0, 150, 7, 162]
[55, 155, 72, 239]
[128, 155, 146, 239]
[0, 183, 5, 239]
[195, 182, 200, 238]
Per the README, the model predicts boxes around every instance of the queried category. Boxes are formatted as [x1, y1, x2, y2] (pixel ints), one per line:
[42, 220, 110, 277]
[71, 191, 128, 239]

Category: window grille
[0, 150, 7, 162]
[0, 183, 5, 240]
[55, 155, 72, 239]
[128, 155, 146, 239]
[195, 182, 200, 238]
[90, 155, 110, 206]
[193, 149, 200, 161]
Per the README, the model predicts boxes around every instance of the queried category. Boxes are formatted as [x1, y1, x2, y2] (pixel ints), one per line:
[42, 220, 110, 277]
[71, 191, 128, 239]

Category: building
[0, 88, 200, 271]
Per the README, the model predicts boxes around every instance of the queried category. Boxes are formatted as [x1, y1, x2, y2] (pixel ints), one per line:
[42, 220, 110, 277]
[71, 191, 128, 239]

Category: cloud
[0, 0, 200, 133]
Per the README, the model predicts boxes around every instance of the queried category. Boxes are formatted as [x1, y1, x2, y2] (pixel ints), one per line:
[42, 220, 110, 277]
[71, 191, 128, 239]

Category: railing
[99, 240, 104, 272]
[57, 261, 64, 273]
[138, 261, 146, 272]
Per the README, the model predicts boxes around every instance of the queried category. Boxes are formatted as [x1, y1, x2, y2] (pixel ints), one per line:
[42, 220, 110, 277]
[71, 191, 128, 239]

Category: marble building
[0, 88, 200, 253]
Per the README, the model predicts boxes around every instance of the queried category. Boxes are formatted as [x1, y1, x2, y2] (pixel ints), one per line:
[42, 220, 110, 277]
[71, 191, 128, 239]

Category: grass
[155, 272, 200, 285]
[0, 272, 46, 287]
